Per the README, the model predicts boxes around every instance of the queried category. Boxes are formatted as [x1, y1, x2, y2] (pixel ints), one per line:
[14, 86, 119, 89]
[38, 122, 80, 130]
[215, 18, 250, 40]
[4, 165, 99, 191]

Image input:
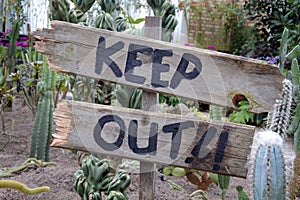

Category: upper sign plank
[34, 21, 284, 113]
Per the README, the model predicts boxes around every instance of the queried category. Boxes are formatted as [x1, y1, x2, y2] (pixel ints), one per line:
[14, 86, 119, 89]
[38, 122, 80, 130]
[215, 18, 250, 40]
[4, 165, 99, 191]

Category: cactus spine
[30, 61, 56, 162]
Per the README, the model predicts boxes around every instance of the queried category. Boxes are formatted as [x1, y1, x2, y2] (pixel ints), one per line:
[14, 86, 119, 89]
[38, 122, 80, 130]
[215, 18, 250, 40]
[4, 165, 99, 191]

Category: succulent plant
[73, 155, 131, 200]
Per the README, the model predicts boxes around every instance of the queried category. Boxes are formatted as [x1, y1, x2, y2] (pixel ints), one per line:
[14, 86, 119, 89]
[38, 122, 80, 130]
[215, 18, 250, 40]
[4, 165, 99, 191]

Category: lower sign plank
[52, 100, 255, 178]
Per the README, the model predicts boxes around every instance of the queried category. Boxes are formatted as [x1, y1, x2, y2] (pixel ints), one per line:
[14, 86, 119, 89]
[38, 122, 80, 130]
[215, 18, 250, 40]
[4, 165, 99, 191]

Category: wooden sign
[33, 21, 284, 113]
[52, 100, 255, 178]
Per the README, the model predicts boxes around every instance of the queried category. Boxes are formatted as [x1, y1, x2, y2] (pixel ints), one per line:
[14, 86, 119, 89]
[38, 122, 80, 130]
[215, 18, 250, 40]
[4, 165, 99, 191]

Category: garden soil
[0, 96, 253, 200]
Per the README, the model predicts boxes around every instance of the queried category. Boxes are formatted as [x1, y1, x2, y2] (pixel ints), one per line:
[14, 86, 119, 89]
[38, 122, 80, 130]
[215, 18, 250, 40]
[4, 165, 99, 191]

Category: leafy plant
[243, 0, 300, 57]
[228, 100, 254, 124]
[162, 166, 218, 191]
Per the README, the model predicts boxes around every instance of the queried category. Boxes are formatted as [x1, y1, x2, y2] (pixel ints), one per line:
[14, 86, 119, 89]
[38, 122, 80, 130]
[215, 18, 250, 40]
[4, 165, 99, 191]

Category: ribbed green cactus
[49, 0, 88, 24]
[287, 50, 300, 153]
[73, 155, 131, 200]
[146, 0, 178, 42]
[115, 84, 142, 109]
[71, 0, 96, 13]
[7, 20, 20, 73]
[29, 61, 56, 162]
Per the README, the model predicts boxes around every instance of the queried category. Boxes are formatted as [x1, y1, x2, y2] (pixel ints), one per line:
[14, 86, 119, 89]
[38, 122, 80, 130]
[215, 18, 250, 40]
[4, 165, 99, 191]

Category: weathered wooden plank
[33, 21, 284, 113]
[139, 16, 161, 200]
[51, 100, 255, 178]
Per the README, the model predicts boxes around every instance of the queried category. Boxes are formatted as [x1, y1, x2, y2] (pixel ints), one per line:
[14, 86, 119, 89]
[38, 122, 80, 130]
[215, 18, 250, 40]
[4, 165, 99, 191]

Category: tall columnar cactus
[268, 79, 294, 137]
[250, 79, 296, 200]
[73, 155, 131, 200]
[30, 61, 56, 162]
[7, 20, 20, 73]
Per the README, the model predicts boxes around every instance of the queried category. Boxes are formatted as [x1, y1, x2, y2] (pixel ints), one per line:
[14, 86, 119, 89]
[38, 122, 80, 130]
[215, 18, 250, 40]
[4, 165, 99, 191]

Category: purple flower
[7, 29, 12, 33]
[208, 45, 215, 50]
[185, 43, 194, 47]
[16, 41, 22, 46]
[269, 58, 277, 64]
[265, 56, 271, 61]
[19, 37, 28, 41]
[5, 43, 9, 47]
[2, 32, 6, 37]
[0, 42, 3, 45]
[21, 42, 28, 47]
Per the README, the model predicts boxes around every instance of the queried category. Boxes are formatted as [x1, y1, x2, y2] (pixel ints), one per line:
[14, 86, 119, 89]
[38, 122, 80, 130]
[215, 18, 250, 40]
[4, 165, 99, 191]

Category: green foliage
[218, 174, 230, 200]
[243, 0, 300, 55]
[14, 48, 44, 115]
[228, 100, 254, 124]
[222, 2, 252, 54]
[29, 60, 56, 161]
[73, 155, 131, 200]
[236, 186, 250, 200]
[159, 95, 181, 107]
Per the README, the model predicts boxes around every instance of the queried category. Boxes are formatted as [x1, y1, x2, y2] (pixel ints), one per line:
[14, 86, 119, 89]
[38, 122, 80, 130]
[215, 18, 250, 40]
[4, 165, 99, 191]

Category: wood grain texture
[52, 100, 255, 178]
[139, 16, 161, 200]
[33, 21, 284, 113]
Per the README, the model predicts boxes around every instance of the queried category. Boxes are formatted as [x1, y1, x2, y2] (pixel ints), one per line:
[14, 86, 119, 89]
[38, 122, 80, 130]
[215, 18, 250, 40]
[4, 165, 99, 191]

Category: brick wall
[187, 0, 246, 51]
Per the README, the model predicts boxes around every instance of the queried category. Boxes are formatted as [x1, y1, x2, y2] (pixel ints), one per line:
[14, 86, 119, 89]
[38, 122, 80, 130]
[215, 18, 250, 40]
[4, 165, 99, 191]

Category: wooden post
[139, 16, 161, 200]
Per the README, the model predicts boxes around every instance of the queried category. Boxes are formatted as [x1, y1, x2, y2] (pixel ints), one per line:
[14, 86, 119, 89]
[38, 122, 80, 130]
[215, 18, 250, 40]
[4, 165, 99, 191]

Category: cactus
[29, 60, 56, 162]
[146, 0, 178, 42]
[268, 79, 294, 138]
[73, 155, 131, 200]
[0, 180, 49, 195]
[250, 130, 295, 200]
[94, 11, 115, 31]
[72, 0, 96, 13]
[7, 20, 20, 73]
[209, 105, 231, 199]
[115, 84, 142, 109]
[250, 78, 295, 199]
[287, 55, 300, 152]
